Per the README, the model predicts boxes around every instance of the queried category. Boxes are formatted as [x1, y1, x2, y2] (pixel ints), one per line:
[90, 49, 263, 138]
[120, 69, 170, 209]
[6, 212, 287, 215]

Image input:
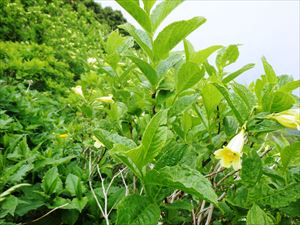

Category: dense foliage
[0, 0, 300, 225]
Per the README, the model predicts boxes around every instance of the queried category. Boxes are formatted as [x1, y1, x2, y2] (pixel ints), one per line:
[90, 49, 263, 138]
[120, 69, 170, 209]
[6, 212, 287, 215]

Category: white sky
[96, 0, 300, 87]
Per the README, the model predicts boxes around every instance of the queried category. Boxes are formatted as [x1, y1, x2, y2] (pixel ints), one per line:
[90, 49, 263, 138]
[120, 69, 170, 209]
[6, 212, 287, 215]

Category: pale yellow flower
[269, 109, 300, 131]
[92, 136, 104, 148]
[214, 130, 245, 170]
[71, 85, 84, 98]
[96, 95, 114, 103]
[87, 57, 97, 64]
[58, 133, 68, 139]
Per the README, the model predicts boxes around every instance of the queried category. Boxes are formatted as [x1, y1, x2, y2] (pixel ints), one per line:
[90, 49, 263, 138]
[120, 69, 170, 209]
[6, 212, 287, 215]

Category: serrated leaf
[116, 195, 160, 225]
[128, 56, 158, 86]
[115, 0, 152, 33]
[281, 142, 300, 168]
[119, 23, 153, 58]
[153, 17, 206, 61]
[246, 204, 274, 225]
[176, 62, 204, 93]
[223, 63, 255, 83]
[150, 0, 183, 32]
[145, 165, 218, 204]
[0, 196, 18, 218]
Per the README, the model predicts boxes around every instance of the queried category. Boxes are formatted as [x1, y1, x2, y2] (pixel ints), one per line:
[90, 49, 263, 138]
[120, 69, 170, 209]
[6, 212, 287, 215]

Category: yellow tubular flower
[58, 133, 68, 139]
[270, 109, 300, 131]
[214, 130, 245, 170]
[71, 85, 84, 98]
[96, 95, 114, 103]
[92, 136, 104, 148]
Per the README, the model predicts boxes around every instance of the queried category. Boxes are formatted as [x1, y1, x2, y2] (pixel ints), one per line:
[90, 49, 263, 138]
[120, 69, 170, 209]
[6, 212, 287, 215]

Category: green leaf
[116, 195, 160, 225]
[0, 196, 18, 218]
[176, 62, 205, 93]
[280, 142, 300, 168]
[201, 83, 222, 119]
[41, 167, 63, 195]
[155, 141, 186, 170]
[156, 53, 183, 77]
[223, 63, 255, 83]
[231, 82, 257, 111]
[65, 174, 82, 199]
[143, 0, 156, 14]
[262, 57, 277, 84]
[145, 165, 218, 204]
[278, 80, 300, 92]
[270, 91, 295, 112]
[119, 23, 153, 58]
[213, 84, 244, 124]
[216, 45, 239, 72]
[68, 197, 88, 213]
[190, 45, 223, 64]
[94, 129, 137, 150]
[150, 0, 183, 32]
[0, 183, 31, 202]
[169, 94, 198, 117]
[183, 39, 195, 61]
[128, 56, 159, 86]
[246, 204, 274, 225]
[126, 111, 168, 170]
[153, 17, 206, 61]
[115, 0, 152, 33]
[255, 182, 300, 208]
[241, 151, 262, 186]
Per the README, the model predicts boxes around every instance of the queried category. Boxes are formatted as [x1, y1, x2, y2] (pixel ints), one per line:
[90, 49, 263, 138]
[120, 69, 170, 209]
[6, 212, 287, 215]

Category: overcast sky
[96, 0, 299, 87]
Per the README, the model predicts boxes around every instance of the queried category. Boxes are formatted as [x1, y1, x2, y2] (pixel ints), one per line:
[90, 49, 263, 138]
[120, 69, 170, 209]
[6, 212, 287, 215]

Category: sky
[96, 0, 299, 87]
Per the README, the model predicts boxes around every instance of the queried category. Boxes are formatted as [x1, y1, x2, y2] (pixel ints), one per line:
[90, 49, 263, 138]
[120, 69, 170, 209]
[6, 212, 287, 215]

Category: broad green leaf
[105, 30, 129, 54]
[41, 167, 63, 195]
[213, 84, 244, 124]
[145, 165, 218, 204]
[143, 0, 156, 13]
[128, 56, 159, 86]
[176, 62, 205, 93]
[280, 142, 300, 168]
[169, 94, 198, 117]
[115, 0, 152, 33]
[216, 45, 239, 72]
[201, 83, 222, 119]
[68, 197, 88, 213]
[119, 23, 153, 58]
[126, 111, 168, 170]
[110, 144, 143, 178]
[241, 151, 262, 186]
[94, 129, 137, 149]
[65, 174, 82, 198]
[232, 82, 257, 111]
[270, 91, 295, 112]
[223, 116, 239, 137]
[116, 195, 160, 225]
[278, 80, 300, 92]
[150, 0, 183, 32]
[183, 39, 195, 61]
[155, 141, 186, 170]
[255, 182, 300, 208]
[246, 204, 274, 225]
[153, 17, 206, 61]
[223, 63, 255, 83]
[190, 45, 223, 64]
[0, 196, 18, 218]
[262, 56, 277, 84]
[156, 53, 183, 77]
